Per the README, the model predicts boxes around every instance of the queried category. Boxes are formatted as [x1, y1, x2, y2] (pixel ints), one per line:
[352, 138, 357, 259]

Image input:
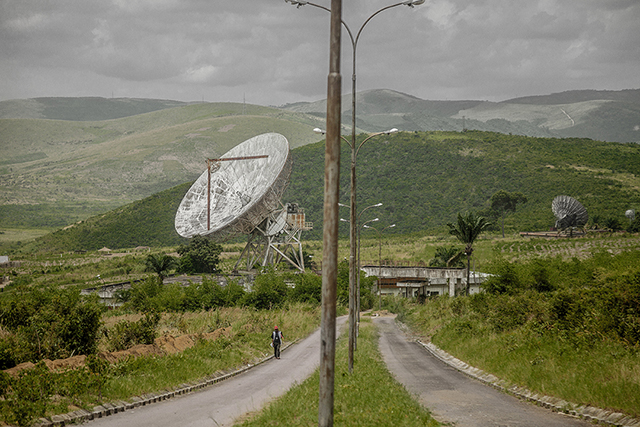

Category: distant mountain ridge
[504, 89, 640, 105]
[281, 88, 640, 143]
[0, 97, 191, 121]
[2, 88, 639, 142]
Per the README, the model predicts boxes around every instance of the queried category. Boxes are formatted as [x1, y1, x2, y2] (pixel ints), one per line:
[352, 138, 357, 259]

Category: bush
[243, 267, 289, 309]
[289, 272, 322, 303]
[107, 312, 160, 351]
[126, 277, 163, 312]
[483, 260, 522, 294]
[1, 361, 53, 427]
[528, 259, 556, 292]
[0, 286, 103, 365]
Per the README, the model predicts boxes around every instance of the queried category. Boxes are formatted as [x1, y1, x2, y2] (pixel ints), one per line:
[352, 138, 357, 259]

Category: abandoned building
[360, 264, 490, 298]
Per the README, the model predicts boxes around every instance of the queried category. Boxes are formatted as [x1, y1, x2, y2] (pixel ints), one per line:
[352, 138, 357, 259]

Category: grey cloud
[0, 0, 639, 105]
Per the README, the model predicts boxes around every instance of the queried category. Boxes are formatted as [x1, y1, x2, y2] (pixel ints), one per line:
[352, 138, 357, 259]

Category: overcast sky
[2, 0, 639, 106]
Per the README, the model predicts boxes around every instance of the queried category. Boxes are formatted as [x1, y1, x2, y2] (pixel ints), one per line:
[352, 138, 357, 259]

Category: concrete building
[360, 264, 489, 297]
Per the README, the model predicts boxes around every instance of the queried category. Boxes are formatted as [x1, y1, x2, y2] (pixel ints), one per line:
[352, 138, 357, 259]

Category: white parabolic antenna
[175, 133, 292, 242]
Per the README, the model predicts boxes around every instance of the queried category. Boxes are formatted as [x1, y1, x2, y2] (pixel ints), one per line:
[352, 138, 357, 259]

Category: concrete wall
[361, 265, 487, 297]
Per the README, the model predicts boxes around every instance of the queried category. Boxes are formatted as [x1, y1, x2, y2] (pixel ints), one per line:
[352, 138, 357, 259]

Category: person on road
[271, 326, 284, 359]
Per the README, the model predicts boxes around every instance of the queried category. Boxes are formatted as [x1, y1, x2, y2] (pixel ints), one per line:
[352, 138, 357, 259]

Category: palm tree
[446, 212, 491, 295]
[428, 245, 464, 268]
[144, 253, 176, 284]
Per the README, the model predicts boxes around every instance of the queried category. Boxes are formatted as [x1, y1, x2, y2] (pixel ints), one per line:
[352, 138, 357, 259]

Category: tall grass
[0, 304, 320, 425]
[238, 319, 440, 427]
[103, 304, 320, 400]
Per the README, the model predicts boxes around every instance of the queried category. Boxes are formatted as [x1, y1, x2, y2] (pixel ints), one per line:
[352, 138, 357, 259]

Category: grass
[237, 318, 440, 427]
[0, 228, 54, 243]
[102, 305, 322, 399]
[0, 304, 321, 426]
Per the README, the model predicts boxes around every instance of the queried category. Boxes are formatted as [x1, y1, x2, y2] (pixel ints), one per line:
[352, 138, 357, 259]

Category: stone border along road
[32, 339, 301, 427]
[417, 336, 640, 427]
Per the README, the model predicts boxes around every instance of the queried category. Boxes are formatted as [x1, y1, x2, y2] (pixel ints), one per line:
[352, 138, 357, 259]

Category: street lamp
[358, 216, 379, 320]
[340, 206, 379, 321]
[364, 223, 396, 309]
[292, 0, 423, 375]
[340, 202, 381, 318]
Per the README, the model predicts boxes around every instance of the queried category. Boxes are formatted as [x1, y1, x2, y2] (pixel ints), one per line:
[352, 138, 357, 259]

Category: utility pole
[318, 0, 341, 425]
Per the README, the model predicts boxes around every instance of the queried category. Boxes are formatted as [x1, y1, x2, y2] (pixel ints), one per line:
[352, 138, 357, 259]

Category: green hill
[16, 130, 640, 253]
[287, 130, 640, 239]
[30, 182, 192, 252]
[0, 102, 327, 227]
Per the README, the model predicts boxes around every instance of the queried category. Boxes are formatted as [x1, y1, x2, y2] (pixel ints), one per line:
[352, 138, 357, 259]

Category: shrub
[528, 259, 555, 292]
[0, 286, 103, 365]
[106, 312, 160, 351]
[243, 267, 288, 309]
[1, 361, 53, 427]
[126, 277, 163, 312]
[483, 259, 522, 294]
[289, 272, 322, 303]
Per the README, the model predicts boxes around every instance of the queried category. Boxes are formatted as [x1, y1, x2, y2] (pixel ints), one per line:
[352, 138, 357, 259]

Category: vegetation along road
[376, 316, 591, 427]
[84, 316, 347, 427]
[83, 314, 593, 426]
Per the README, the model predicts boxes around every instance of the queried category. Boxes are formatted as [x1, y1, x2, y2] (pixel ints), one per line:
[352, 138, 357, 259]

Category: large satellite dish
[175, 133, 312, 272]
[552, 195, 588, 230]
[175, 133, 292, 241]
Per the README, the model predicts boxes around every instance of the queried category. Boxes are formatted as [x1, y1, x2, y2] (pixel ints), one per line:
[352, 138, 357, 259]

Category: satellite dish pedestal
[234, 203, 312, 273]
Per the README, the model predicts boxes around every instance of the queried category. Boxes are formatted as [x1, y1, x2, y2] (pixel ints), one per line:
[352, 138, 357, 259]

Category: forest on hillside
[285, 130, 640, 239]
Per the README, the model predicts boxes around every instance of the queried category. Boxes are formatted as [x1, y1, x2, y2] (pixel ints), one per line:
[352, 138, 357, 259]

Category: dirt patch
[218, 124, 235, 132]
[3, 327, 231, 377]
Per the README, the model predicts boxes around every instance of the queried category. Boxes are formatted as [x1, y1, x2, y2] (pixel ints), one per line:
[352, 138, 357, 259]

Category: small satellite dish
[175, 133, 292, 241]
[626, 209, 636, 221]
[552, 195, 588, 230]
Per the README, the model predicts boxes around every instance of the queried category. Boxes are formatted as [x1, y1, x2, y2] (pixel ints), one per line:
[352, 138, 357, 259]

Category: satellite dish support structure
[234, 203, 312, 272]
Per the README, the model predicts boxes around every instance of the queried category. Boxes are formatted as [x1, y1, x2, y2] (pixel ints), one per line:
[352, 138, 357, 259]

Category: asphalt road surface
[85, 316, 346, 427]
[375, 316, 591, 427]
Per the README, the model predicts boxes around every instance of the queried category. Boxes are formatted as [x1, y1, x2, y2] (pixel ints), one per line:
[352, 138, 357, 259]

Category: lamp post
[340, 204, 379, 348]
[340, 202, 381, 321]
[358, 216, 379, 319]
[316, 128, 393, 372]
[290, 0, 424, 375]
[317, 0, 342, 425]
[364, 223, 395, 309]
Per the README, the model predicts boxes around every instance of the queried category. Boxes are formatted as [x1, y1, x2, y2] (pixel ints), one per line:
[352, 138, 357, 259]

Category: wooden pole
[319, 0, 341, 425]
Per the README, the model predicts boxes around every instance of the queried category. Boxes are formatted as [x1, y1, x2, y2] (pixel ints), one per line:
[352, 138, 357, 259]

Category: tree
[428, 245, 464, 268]
[144, 253, 177, 283]
[490, 190, 527, 237]
[446, 212, 491, 295]
[177, 235, 223, 274]
[242, 266, 288, 309]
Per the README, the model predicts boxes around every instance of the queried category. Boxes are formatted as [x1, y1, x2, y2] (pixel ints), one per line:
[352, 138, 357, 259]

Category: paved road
[85, 316, 346, 427]
[375, 316, 590, 427]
